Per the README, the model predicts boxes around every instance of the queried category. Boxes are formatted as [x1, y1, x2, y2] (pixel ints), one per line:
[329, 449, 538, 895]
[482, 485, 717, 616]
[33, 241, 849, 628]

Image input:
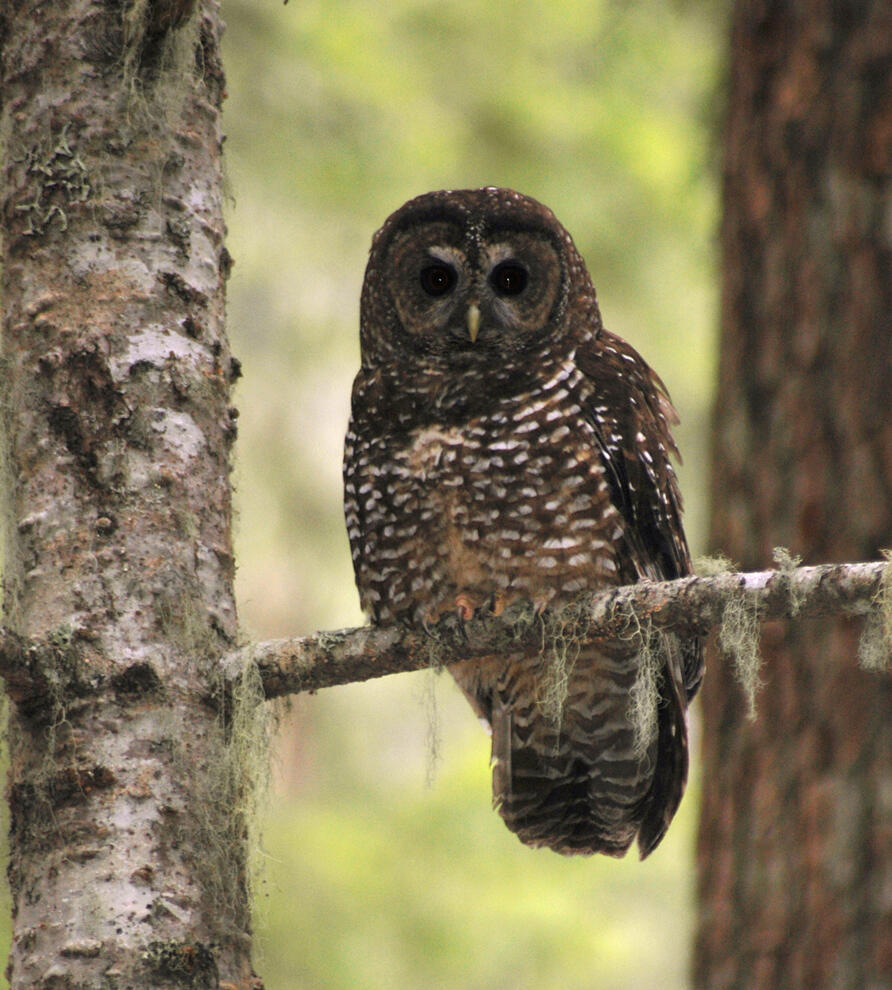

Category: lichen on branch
[1, 558, 888, 709]
[224, 557, 889, 701]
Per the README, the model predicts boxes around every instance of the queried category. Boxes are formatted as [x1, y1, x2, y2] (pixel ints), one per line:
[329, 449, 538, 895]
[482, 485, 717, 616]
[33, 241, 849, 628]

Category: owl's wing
[576, 333, 688, 579]
[576, 330, 703, 856]
[343, 371, 378, 620]
[576, 330, 703, 701]
[343, 423, 364, 586]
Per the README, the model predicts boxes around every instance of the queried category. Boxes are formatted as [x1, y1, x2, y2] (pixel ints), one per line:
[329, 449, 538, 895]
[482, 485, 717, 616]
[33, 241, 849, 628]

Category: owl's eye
[490, 261, 528, 296]
[419, 263, 457, 297]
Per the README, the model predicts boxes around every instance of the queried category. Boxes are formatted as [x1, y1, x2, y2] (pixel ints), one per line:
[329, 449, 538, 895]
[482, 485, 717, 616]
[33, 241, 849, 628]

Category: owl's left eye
[419, 263, 457, 297]
[490, 261, 528, 296]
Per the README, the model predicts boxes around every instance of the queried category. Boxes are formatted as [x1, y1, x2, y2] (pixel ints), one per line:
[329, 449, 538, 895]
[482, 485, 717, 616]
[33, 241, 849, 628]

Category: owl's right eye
[419, 263, 457, 297]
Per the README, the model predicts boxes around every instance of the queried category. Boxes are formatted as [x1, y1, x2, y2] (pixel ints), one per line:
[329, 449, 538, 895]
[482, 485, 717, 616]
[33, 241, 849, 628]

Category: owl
[344, 188, 702, 857]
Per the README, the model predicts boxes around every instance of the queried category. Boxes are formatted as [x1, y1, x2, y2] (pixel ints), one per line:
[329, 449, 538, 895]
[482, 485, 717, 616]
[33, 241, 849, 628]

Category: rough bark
[0, 2, 257, 987]
[695, 1, 891, 988]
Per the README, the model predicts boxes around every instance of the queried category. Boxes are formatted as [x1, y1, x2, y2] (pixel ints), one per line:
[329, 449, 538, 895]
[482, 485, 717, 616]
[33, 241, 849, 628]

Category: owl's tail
[488, 640, 690, 858]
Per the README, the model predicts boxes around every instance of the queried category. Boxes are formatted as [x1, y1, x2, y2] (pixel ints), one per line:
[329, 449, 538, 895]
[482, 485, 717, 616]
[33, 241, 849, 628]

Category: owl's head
[359, 188, 601, 367]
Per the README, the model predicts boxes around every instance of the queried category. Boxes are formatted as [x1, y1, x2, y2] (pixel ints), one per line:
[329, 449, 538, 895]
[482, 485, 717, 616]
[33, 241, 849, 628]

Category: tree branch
[223, 558, 889, 699]
[1, 560, 886, 703]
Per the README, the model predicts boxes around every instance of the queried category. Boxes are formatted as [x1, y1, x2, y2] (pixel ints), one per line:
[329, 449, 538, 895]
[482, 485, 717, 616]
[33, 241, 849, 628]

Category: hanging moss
[696, 554, 763, 717]
[420, 641, 444, 788]
[169, 648, 272, 934]
[625, 621, 662, 761]
[772, 546, 806, 615]
[718, 590, 763, 719]
[858, 550, 892, 672]
[121, 0, 200, 108]
[535, 602, 589, 729]
[152, 584, 272, 933]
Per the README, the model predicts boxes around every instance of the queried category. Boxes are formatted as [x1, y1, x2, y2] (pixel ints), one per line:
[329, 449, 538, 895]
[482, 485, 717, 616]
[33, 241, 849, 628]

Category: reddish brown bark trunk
[695, 1, 891, 988]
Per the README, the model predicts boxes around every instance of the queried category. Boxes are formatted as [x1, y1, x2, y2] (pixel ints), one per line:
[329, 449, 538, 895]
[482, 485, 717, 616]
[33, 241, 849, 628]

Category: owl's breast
[346, 371, 623, 626]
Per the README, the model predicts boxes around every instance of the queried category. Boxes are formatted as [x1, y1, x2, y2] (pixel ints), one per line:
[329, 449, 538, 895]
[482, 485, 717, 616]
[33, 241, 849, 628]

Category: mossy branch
[226, 558, 889, 699]
[0, 559, 887, 704]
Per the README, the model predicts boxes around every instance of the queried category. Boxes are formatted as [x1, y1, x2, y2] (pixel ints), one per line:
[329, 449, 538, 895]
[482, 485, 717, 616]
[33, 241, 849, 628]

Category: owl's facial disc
[387, 221, 564, 358]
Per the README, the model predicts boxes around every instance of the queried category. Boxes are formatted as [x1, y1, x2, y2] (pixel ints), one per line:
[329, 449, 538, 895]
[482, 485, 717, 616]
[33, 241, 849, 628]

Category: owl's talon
[454, 609, 471, 642]
[455, 593, 475, 622]
[452, 593, 478, 641]
[487, 592, 506, 617]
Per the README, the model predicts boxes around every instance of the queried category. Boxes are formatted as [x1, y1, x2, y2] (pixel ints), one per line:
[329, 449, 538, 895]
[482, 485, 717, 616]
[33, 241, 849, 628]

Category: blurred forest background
[1, 0, 730, 987]
[222, 1, 727, 987]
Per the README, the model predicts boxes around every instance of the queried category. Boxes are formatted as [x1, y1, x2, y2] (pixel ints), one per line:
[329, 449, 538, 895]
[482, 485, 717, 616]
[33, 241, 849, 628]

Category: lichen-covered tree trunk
[694, 1, 890, 988]
[0, 2, 259, 987]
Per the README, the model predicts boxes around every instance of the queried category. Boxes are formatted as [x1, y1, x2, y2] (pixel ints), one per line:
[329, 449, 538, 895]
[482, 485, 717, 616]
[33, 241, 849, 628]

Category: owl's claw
[454, 593, 476, 641]
[455, 593, 476, 622]
[421, 595, 475, 638]
[487, 592, 506, 617]
[454, 610, 470, 642]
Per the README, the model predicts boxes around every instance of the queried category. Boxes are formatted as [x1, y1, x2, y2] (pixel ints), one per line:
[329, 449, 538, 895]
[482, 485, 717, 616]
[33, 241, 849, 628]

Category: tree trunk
[695, 1, 890, 988]
[1, 2, 259, 986]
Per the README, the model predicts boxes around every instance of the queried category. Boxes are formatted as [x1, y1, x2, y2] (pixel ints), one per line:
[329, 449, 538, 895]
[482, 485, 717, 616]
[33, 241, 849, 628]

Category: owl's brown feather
[344, 187, 703, 857]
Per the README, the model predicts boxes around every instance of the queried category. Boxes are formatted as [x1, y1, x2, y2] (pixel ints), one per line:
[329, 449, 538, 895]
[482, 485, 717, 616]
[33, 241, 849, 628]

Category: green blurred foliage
[224, 0, 725, 633]
[256, 723, 702, 990]
[223, 1, 727, 987]
[0, 1, 726, 986]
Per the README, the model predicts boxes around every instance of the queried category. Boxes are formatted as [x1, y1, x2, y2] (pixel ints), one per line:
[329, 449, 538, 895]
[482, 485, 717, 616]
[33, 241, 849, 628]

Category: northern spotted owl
[344, 188, 702, 857]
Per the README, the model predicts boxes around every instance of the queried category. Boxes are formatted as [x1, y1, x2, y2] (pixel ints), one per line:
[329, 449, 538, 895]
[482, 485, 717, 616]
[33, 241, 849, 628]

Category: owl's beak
[466, 303, 481, 343]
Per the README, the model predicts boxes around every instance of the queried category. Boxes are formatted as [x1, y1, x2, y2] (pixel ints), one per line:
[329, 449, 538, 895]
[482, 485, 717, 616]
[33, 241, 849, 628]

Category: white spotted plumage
[344, 188, 702, 857]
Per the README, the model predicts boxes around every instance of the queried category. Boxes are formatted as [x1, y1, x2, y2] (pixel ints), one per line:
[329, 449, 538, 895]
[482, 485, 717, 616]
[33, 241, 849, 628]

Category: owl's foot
[421, 594, 477, 636]
[422, 592, 504, 636]
[451, 594, 475, 642]
[455, 591, 510, 620]
[455, 593, 476, 622]
[487, 592, 506, 617]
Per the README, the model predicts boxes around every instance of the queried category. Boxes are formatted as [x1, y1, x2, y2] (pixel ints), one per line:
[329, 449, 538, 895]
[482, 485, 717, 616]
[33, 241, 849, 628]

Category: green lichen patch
[13, 122, 91, 237]
[693, 553, 736, 577]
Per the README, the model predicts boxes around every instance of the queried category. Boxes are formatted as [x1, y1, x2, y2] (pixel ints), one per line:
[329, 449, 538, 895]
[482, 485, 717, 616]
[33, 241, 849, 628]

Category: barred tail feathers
[482, 642, 689, 857]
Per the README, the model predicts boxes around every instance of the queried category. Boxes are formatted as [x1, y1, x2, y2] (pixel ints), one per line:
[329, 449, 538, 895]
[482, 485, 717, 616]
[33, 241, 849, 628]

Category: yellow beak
[467, 303, 481, 343]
